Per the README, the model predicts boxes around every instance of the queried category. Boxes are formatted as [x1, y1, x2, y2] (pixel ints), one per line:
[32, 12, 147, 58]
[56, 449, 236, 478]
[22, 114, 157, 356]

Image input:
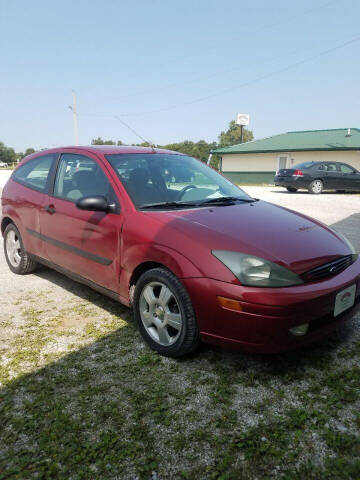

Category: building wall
[221, 150, 360, 184]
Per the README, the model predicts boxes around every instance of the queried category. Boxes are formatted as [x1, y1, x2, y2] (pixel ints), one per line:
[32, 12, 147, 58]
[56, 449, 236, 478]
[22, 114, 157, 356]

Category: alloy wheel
[139, 281, 183, 346]
[312, 180, 323, 193]
[6, 230, 21, 267]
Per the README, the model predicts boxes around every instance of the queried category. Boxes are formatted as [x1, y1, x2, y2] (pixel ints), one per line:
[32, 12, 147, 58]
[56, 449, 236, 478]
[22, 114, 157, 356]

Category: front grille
[301, 255, 353, 283]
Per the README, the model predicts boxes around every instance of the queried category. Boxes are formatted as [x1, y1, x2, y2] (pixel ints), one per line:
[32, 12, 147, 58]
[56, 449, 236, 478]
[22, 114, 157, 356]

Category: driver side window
[53, 154, 113, 202]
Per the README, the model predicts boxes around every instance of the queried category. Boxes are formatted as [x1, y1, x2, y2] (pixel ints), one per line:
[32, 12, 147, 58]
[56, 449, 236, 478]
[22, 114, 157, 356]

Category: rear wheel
[133, 268, 200, 357]
[3, 223, 38, 274]
[308, 179, 323, 195]
[286, 187, 297, 193]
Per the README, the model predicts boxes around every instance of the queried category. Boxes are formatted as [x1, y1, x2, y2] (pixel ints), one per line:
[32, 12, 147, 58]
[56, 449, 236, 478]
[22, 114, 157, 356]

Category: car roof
[28, 145, 183, 157]
[309, 161, 349, 165]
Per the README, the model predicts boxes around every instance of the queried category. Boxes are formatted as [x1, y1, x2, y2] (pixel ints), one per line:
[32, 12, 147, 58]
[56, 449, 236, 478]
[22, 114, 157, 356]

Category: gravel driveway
[0, 186, 359, 479]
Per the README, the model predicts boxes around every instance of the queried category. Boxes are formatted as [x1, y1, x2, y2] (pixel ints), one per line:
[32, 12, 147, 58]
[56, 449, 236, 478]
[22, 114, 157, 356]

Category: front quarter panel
[119, 212, 203, 302]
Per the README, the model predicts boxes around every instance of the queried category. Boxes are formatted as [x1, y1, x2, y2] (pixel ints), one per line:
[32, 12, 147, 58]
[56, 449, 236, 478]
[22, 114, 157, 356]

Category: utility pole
[69, 90, 79, 145]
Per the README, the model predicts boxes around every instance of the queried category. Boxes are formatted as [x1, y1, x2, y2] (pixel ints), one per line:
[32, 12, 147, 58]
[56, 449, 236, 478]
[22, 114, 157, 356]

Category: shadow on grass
[1, 216, 359, 478]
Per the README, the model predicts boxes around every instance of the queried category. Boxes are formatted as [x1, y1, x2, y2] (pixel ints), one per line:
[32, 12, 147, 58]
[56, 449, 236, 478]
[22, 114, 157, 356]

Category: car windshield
[292, 161, 316, 169]
[106, 153, 252, 208]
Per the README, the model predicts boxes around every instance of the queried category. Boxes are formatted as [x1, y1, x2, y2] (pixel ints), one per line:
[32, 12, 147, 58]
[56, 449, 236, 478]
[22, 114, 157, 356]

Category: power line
[120, 0, 337, 82]
[78, 33, 360, 126]
[117, 34, 360, 117]
[111, 32, 358, 100]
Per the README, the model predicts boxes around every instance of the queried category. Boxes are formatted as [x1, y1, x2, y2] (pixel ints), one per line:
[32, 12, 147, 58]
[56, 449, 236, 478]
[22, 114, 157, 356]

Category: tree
[24, 148, 36, 156]
[218, 120, 253, 147]
[90, 118, 254, 171]
[16, 148, 37, 162]
[0, 142, 16, 165]
[160, 140, 217, 163]
[91, 137, 124, 145]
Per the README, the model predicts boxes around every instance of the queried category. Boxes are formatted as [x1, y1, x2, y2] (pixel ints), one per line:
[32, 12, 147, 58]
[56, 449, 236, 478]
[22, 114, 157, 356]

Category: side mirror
[75, 195, 116, 213]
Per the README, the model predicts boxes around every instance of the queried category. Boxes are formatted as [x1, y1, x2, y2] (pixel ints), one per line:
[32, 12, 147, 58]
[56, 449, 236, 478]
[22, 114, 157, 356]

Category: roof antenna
[113, 116, 156, 151]
[345, 128, 352, 137]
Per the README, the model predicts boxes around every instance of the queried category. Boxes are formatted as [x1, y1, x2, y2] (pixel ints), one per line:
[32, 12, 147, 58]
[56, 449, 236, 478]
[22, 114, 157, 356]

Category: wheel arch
[1, 216, 15, 236]
[128, 261, 170, 304]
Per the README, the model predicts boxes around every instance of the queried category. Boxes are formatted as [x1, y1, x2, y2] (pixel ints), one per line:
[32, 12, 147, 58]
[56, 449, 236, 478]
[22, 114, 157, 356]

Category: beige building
[212, 128, 360, 184]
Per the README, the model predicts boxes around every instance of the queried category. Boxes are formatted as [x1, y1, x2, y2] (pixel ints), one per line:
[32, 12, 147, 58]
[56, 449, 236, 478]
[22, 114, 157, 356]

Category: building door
[278, 156, 288, 170]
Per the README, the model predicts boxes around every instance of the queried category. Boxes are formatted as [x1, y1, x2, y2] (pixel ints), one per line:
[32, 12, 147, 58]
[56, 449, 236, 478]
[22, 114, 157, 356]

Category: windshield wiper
[139, 197, 259, 210]
[139, 201, 200, 210]
[199, 196, 258, 205]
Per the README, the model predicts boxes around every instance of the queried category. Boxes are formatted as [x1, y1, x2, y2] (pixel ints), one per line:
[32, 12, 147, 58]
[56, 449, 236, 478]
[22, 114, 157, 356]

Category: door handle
[44, 205, 56, 214]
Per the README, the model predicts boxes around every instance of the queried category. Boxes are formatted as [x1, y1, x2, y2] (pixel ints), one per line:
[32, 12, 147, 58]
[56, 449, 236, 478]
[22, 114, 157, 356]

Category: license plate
[334, 284, 356, 317]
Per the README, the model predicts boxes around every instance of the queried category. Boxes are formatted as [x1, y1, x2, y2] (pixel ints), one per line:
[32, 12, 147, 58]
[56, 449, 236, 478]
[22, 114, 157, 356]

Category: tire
[3, 223, 38, 274]
[308, 179, 323, 195]
[133, 268, 200, 357]
[286, 187, 297, 193]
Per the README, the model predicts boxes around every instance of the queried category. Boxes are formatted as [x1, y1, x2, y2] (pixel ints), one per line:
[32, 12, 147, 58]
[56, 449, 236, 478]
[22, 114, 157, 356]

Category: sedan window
[292, 161, 316, 169]
[339, 164, 355, 174]
[326, 163, 337, 172]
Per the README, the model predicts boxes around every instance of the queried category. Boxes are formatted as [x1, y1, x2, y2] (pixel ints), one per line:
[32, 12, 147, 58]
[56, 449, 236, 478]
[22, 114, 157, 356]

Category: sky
[1, 0, 360, 152]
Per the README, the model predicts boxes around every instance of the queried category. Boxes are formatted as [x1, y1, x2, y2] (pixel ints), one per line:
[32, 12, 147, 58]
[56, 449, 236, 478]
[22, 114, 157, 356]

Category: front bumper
[274, 175, 308, 189]
[182, 257, 360, 353]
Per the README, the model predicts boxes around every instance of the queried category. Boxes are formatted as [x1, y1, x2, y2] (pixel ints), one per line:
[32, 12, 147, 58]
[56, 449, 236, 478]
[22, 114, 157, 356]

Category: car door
[338, 163, 360, 190]
[322, 163, 342, 189]
[9, 152, 58, 258]
[40, 152, 123, 292]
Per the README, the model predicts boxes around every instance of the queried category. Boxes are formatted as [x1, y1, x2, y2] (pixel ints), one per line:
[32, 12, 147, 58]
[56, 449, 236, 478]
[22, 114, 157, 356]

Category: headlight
[334, 231, 358, 262]
[212, 250, 304, 287]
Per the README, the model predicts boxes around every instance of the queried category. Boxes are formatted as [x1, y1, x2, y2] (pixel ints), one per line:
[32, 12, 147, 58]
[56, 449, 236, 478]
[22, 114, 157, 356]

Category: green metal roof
[212, 128, 360, 155]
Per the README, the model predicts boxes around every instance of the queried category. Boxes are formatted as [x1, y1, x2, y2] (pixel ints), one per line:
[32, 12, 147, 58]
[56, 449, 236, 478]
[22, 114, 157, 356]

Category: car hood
[144, 200, 351, 277]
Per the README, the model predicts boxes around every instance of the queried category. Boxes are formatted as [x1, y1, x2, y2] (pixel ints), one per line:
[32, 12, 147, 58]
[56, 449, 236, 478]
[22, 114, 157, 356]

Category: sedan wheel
[134, 268, 200, 357]
[309, 179, 323, 194]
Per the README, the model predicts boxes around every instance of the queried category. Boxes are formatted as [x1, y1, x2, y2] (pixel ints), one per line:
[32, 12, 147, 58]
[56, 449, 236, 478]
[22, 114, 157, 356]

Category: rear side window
[339, 164, 355, 173]
[12, 154, 55, 192]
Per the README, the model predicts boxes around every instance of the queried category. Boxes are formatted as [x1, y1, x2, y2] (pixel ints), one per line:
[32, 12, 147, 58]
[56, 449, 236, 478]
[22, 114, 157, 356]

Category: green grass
[0, 288, 359, 479]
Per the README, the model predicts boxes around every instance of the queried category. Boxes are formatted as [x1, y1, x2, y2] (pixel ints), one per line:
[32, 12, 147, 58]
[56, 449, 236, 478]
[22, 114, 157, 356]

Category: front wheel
[308, 179, 323, 194]
[3, 223, 38, 274]
[133, 268, 200, 357]
[286, 187, 297, 193]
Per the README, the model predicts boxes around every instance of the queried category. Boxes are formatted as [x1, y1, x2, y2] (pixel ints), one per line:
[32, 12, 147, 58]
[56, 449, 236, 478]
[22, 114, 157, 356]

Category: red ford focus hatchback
[2, 146, 359, 356]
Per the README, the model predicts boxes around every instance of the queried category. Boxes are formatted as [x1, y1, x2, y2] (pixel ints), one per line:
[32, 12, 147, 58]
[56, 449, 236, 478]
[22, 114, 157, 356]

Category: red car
[1, 146, 359, 356]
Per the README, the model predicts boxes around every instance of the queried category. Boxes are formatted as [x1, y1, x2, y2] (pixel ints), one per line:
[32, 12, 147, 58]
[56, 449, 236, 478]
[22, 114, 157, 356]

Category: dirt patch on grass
[1, 189, 359, 478]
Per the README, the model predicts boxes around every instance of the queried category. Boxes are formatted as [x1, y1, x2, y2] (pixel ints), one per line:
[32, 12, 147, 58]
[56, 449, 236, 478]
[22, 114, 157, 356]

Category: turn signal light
[292, 170, 304, 177]
[217, 296, 243, 312]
